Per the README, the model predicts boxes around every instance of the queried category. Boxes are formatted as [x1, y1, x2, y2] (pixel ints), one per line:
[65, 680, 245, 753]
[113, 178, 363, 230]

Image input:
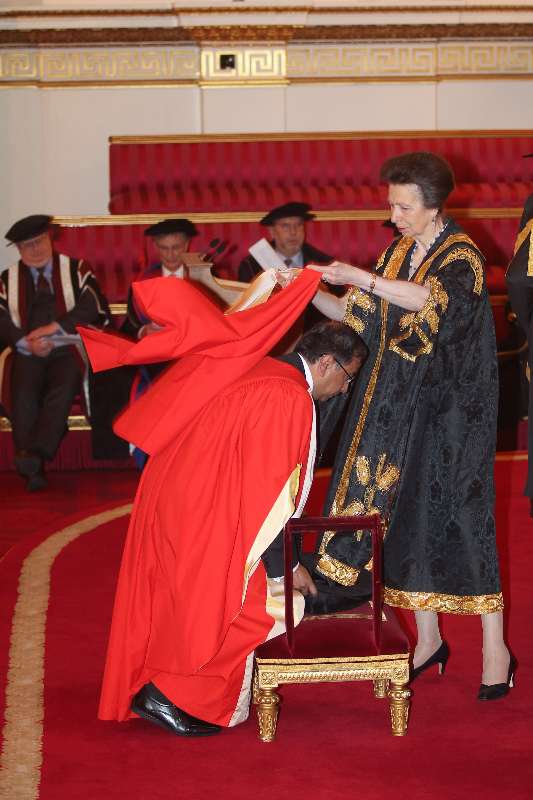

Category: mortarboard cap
[5, 214, 52, 245]
[144, 218, 198, 239]
[260, 202, 315, 226]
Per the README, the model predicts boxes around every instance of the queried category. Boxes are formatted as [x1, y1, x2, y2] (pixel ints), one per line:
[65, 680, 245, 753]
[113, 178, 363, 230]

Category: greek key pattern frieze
[201, 47, 286, 82]
[0, 47, 199, 83]
[288, 45, 436, 77]
[2, 41, 532, 85]
[287, 41, 533, 78]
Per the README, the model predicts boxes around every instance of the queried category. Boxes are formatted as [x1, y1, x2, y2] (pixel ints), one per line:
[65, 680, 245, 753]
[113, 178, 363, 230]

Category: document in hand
[47, 333, 83, 346]
[248, 238, 286, 271]
[225, 268, 279, 314]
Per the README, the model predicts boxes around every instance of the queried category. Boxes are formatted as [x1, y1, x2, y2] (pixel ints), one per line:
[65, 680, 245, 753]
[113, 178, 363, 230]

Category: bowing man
[79, 271, 365, 737]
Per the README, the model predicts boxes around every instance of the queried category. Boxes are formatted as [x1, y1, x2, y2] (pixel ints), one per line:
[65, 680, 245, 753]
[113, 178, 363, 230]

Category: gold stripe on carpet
[0, 504, 132, 800]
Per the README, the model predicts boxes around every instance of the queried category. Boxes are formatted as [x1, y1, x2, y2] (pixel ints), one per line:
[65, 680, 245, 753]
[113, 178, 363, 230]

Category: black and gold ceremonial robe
[506, 194, 533, 497]
[318, 220, 503, 615]
[0, 252, 110, 413]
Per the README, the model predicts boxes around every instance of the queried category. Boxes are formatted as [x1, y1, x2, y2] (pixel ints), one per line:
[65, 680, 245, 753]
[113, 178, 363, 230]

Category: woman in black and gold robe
[307, 151, 513, 699]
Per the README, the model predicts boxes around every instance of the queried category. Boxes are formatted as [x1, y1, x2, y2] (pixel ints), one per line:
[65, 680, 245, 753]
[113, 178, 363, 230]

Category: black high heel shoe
[410, 641, 450, 681]
[477, 654, 517, 701]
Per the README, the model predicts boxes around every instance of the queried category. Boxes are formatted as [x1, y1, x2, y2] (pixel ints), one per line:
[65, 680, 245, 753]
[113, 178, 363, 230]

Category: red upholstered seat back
[109, 132, 533, 213]
[53, 216, 515, 307]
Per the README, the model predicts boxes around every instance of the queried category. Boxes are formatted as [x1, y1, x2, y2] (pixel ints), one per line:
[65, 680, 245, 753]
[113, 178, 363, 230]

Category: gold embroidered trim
[437, 247, 484, 295]
[331, 236, 412, 516]
[512, 218, 533, 256]
[0, 505, 132, 800]
[343, 287, 377, 334]
[349, 287, 377, 314]
[316, 554, 360, 587]
[374, 248, 389, 273]
[389, 276, 449, 362]
[384, 588, 504, 614]
[411, 232, 478, 286]
[343, 308, 365, 334]
[509, 218, 533, 277]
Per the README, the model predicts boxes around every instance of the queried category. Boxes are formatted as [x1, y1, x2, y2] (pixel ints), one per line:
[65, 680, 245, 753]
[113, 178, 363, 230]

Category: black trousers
[10, 347, 82, 461]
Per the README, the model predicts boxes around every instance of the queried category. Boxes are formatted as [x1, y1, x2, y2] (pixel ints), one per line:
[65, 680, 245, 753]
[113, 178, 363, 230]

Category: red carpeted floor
[1, 458, 532, 800]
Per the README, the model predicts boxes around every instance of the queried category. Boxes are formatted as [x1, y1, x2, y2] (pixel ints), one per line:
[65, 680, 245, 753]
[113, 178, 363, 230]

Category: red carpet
[1, 458, 532, 800]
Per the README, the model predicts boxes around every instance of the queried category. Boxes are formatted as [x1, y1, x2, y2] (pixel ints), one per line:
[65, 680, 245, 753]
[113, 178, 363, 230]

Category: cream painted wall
[202, 85, 287, 133]
[437, 81, 533, 130]
[285, 82, 437, 131]
[0, 85, 201, 266]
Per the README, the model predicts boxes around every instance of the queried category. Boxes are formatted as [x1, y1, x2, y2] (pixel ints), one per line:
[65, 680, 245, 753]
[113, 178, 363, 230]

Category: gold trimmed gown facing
[318, 220, 503, 615]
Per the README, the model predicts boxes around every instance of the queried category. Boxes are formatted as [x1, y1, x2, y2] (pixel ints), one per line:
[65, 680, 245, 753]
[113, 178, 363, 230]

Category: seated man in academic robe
[121, 217, 199, 349]
[0, 214, 110, 490]
[110, 217, 200, 466]
[79, 271, 365, 737]
[238, 201, 330, 281]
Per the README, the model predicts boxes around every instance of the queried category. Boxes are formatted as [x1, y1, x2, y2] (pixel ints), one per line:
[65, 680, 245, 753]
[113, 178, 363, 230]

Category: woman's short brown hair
[380, 151, 455, 210]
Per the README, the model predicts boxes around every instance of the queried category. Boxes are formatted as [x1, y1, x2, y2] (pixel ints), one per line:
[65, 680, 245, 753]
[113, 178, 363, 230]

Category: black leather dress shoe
[26, 469, 48, 492]
[14, 450, 42, 478]
[131, 683, 221, 737]
[14, 451, 47, 491]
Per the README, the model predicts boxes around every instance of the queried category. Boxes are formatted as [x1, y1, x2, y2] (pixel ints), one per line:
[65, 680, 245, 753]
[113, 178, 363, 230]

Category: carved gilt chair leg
[388, 680, 411, 736]
[256, 687, 280, 743]
[373, 678, 389, 699]
[252, 668, 260, 706]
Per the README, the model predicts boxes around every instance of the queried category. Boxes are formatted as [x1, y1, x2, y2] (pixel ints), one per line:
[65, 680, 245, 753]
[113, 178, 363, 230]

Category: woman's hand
[308, 261, 369, 288]
[274, 267, 299, 288]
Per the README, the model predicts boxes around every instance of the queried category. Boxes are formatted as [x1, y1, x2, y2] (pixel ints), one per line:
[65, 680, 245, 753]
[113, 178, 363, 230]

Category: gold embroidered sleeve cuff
[389, 277, 448, 363]
[343, 287, 377, 334]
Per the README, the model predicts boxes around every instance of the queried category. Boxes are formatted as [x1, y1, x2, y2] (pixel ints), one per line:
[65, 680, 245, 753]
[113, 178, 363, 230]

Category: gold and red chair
[253, 515, 411, 741]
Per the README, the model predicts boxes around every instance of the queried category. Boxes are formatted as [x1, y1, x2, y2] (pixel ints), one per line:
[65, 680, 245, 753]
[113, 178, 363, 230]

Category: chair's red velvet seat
[257, 604, 409, 660]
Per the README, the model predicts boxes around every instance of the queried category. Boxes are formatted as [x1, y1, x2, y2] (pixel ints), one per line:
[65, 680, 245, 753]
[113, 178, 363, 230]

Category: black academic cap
[144, 218, 198, 239]
[260, 202, 315, 226]
[5, 214, 52, 245]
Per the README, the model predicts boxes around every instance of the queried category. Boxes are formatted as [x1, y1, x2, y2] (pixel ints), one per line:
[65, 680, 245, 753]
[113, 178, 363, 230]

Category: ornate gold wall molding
[288, 41, 533, 78]
[288, 44, 437, 78]
[0, 47, 199, 83]
[438, 42, 533, 74]
[201, 46, 285, 83]
[50, 207, 523, 227]
[2, 23, 533, 48]
[2, 40, 533, 86]
[1, 5, 533, 19]
[109, 129, 533, 143]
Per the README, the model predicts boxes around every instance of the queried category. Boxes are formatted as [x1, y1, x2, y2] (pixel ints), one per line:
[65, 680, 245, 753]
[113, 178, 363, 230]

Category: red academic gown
[79, 269, 321, 726]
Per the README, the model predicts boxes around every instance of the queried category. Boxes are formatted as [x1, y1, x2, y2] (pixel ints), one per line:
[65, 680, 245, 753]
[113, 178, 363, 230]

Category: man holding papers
[238, 201, 331, 282]
[0, 214, 110, 489]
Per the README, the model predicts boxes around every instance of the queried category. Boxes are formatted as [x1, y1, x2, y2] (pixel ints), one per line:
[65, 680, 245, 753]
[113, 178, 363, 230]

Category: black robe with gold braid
[506, 194, 533, 498]
[318, 219, 503, 615]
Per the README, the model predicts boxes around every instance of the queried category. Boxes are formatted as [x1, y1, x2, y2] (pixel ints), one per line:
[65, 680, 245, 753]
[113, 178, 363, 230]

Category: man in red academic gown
[79, 270, 365, 736]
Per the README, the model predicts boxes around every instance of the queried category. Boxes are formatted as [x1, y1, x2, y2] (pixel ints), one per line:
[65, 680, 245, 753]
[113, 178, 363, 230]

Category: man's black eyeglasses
[333, 357, 355, 385]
